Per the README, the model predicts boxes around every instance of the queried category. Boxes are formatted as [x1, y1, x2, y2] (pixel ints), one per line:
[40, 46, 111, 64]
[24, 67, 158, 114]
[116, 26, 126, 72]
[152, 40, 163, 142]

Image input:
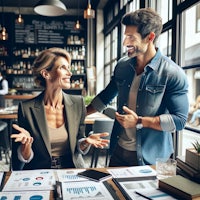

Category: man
[87, 8, 189, 166]
[0, 69, 8, 108]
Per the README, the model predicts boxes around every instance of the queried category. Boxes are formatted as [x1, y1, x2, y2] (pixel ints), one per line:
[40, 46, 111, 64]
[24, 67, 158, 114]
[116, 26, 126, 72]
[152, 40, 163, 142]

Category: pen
[135, 191, 153, 200]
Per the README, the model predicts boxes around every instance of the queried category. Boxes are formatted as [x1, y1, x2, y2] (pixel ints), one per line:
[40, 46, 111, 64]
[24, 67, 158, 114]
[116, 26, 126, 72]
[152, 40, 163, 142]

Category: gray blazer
[12, 91, 87, 170]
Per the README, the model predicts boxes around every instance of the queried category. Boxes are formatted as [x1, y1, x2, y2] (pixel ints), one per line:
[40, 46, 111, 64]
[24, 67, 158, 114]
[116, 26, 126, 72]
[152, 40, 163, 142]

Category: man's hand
[116, 106, 138, 128]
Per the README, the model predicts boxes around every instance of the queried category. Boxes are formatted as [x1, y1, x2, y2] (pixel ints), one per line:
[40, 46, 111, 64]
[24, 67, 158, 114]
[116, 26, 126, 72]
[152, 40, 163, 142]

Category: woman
[11, 47, 109, 170]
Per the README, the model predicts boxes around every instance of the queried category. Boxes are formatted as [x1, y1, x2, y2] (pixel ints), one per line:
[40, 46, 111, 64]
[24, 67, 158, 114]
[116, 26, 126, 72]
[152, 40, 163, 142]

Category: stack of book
[158, 175, 200, 200]
[176, 155, 200, 183]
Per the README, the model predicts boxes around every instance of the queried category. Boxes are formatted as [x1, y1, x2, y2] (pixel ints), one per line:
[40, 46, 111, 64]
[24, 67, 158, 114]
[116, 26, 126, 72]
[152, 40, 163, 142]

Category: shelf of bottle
[12, 87, 44, 91]
[12, 56, 85, 61]
[10, 88, 84, 96]
[0, 55, 9, 58]
[6, 73, 85, 77]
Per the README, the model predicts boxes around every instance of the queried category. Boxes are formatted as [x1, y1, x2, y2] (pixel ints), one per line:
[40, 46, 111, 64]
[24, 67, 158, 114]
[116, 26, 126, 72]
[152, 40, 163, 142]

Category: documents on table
[2, 169, 117, 200]
[114, 178, 177, 200]
[107, 165, 157, 179]
[56, 168, 87, 182]
[1, 166, 178, 200]
[56, 180, 117, 200]
[3, 169, 56, 191]
[0, 191, 50, 200]
[109, 165, 177, 200]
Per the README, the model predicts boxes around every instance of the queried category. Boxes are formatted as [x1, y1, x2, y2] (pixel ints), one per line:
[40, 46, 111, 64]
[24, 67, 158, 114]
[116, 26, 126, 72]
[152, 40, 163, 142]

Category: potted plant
[84, 95, 94, 106]
[185, 140, 200, 170]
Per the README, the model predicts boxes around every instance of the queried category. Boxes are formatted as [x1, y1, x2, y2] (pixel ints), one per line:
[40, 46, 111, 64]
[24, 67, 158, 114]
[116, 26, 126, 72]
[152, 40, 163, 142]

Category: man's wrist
[136, 116, 143, 129]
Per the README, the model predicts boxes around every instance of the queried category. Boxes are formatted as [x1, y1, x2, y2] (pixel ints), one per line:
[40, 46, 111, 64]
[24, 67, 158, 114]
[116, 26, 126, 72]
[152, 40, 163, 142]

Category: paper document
[0, 191, 50, 200]
[57, 180, 115, 200]
[56, 169, 87, 182]
[107, 165, 157, 178]
[3, 169, 56, 191]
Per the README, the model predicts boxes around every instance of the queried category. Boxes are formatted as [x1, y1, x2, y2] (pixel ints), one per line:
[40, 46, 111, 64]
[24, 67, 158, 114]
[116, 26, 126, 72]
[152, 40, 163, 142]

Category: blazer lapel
[31, 93, 51, 155]
[63, 94, 77, 153]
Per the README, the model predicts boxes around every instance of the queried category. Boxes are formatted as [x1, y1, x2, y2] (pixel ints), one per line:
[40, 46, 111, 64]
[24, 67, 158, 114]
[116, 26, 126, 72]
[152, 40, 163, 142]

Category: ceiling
[0, 0, 107, 15]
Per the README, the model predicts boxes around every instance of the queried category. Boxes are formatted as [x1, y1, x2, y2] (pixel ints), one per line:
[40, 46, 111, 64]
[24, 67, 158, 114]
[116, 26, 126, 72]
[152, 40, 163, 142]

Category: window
[146, 0, 172, 24]
[157, 30, 172, 57]
[181, 3, 200, 66]
[181, 2, 200, 132]
[196, 4, 200, 32]
[179, 2, 200, 155]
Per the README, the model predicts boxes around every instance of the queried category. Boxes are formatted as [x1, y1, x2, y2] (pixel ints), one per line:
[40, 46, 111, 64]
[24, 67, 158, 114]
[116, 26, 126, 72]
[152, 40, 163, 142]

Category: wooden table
[84, 112, 112, 124]
[5, 94, 37, 100]
[2, 168, 126, 200]
[0, 113, 17, 120]
[0, 112, 111, 125]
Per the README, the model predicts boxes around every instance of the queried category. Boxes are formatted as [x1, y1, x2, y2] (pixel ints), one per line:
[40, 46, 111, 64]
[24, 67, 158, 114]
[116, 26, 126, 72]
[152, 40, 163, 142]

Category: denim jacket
[91, 49, 189, 165]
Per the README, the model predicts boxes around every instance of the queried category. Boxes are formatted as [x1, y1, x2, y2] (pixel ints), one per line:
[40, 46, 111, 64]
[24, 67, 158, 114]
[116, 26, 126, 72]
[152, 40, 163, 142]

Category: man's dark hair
[121, 8, 163, 44]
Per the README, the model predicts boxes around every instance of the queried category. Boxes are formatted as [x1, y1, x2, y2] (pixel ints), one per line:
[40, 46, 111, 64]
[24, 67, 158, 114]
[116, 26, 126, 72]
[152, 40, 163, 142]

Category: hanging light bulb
[74, 0, 81, 30]
[84, 0, 95, 19]
[0, 27, 8, 41]
[16, 2, 24, 25]
[16, 14, 24, 24]
[0, 0, 8, 40]
[75, 20, 81, 30]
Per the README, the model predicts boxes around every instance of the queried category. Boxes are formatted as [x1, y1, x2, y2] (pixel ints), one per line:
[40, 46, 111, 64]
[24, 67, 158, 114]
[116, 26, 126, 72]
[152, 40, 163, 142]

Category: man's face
[123, 26, 149, 58]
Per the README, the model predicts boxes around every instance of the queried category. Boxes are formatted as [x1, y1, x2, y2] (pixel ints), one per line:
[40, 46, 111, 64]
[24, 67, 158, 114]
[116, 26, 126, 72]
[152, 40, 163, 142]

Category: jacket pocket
[145, 85, 165, 107]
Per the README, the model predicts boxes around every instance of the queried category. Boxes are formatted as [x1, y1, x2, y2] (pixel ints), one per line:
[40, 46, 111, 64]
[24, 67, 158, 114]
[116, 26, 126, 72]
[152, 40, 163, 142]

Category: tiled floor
[0, 150, 10, 171]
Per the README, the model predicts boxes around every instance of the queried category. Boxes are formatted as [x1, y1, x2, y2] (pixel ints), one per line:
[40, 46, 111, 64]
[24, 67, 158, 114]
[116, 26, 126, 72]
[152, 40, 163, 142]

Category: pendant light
[16, 0, 24, 24]
[75, 20, 81, 30]
[84, 0, 95, 19]
[74, 0, 81, 30]
[34, 0, 67, 16]
[0, 27, 8, 41]
[0, 0, 8, 41]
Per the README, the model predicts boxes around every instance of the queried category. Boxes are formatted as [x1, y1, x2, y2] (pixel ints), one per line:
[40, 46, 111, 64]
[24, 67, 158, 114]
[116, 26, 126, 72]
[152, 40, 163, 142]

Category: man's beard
[127, 46, 140, 58]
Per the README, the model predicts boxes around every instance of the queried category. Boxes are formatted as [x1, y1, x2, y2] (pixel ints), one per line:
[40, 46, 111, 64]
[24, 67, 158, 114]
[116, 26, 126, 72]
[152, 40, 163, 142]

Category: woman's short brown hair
[33, 47, 71, 87]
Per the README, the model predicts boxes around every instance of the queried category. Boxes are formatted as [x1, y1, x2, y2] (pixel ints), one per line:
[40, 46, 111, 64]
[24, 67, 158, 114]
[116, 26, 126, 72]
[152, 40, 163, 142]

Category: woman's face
[48, 56, 72, 89]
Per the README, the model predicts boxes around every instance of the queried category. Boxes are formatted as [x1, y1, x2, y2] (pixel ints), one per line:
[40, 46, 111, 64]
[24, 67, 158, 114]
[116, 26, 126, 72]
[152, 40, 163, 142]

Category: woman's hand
[10, 124, 33, 145]
[10, 124, 34, 160]
[85, 132, 110, 149]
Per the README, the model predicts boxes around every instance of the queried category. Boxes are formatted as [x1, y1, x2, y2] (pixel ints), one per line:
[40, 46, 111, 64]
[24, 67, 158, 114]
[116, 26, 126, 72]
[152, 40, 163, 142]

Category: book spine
[177, 159, 200, 177]
[159, 181, 192, 200]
